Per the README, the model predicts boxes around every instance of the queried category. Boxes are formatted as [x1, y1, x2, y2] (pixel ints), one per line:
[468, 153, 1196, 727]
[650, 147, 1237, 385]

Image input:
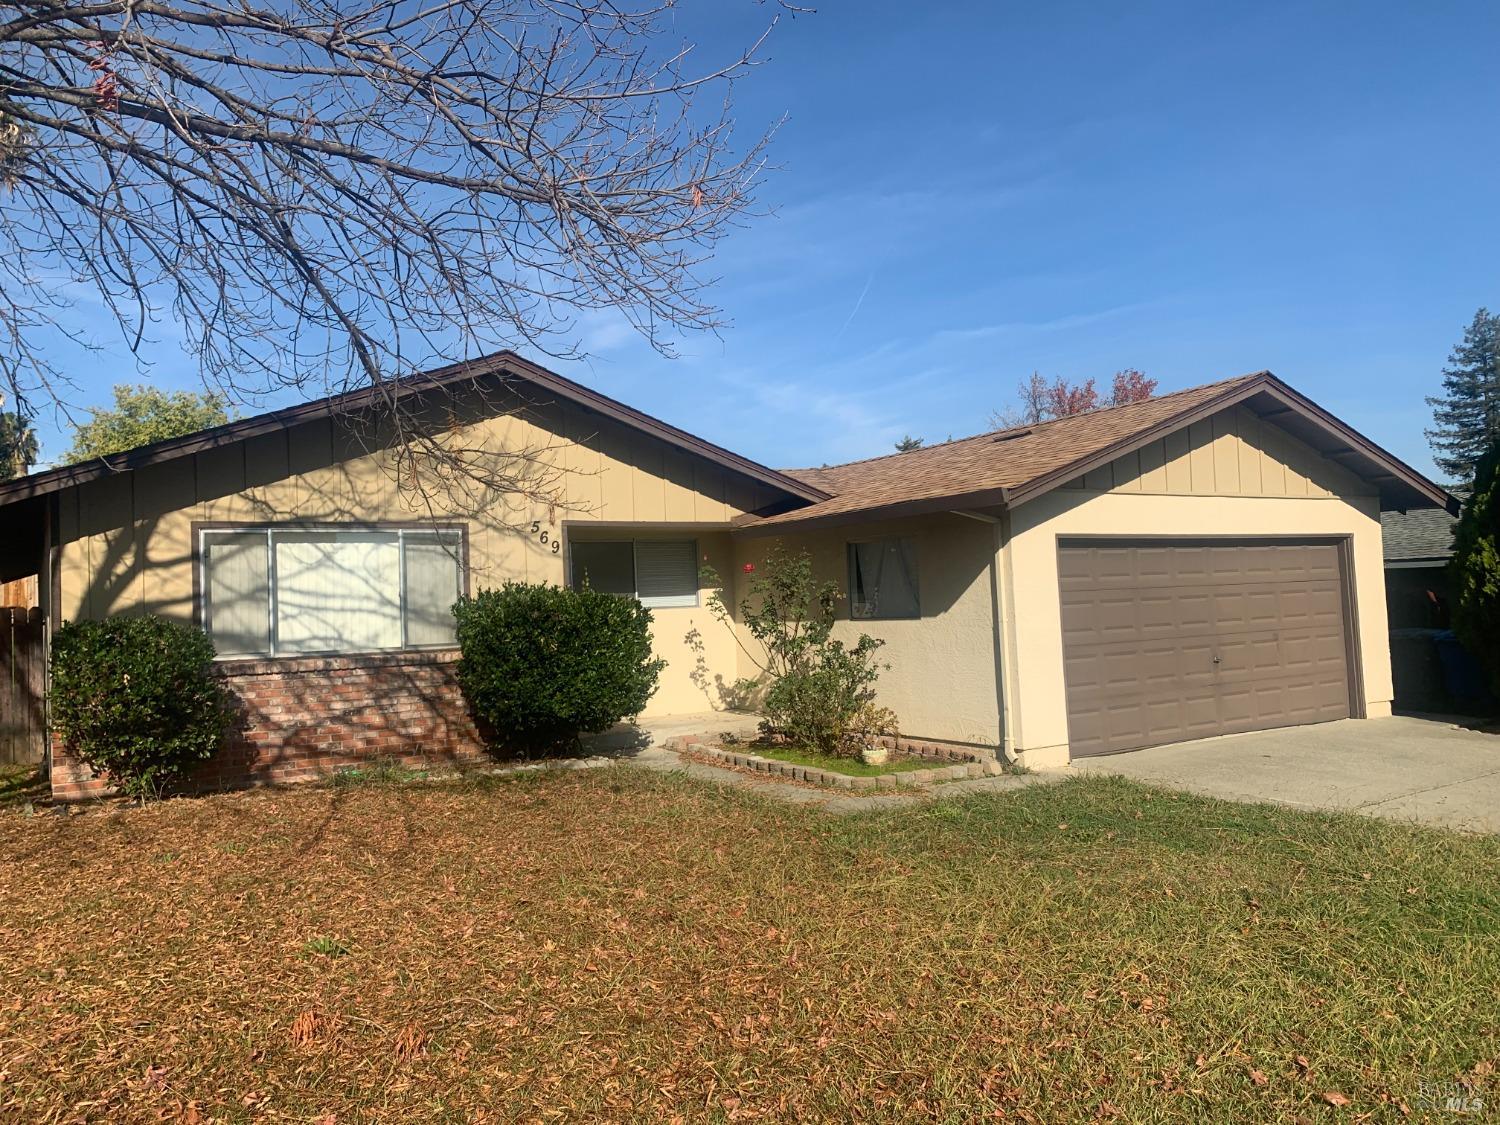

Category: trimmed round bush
[50, 615, 235, 799]
[454, 582, 664, 754]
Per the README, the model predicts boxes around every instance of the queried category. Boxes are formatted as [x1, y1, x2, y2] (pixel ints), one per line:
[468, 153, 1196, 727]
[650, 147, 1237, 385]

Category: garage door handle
[1212, 654, 1221, 664]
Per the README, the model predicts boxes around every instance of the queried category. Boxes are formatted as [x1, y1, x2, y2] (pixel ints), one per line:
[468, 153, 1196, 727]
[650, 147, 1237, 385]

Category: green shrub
[703, 547, 892, 756]
[50, 615, 235, 799]
[1451, 439, 1500, 695]
[454, 582, 664, 754]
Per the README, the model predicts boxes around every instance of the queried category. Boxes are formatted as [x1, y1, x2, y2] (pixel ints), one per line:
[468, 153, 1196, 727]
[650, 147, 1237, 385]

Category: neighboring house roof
[0, 351, 828, 511]
[746, 371, 1457, 532]
[1381, 497, 1463, 566]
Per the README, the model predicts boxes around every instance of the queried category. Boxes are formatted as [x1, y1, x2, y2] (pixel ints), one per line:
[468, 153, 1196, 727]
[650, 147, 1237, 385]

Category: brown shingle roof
[747, 371, 1455, 530]
[752, 373, 1264, 528]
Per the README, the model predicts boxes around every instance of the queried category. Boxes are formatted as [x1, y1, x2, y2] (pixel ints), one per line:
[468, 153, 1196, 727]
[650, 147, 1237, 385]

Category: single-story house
[0, 353, 1457, 798]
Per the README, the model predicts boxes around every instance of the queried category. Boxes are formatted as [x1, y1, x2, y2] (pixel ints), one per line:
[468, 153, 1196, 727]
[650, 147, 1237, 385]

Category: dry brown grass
[0, 767, 1495, 1122]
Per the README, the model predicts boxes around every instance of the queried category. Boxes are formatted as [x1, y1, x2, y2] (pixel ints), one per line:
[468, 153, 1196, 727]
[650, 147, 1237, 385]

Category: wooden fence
[0, 607, 45, 766]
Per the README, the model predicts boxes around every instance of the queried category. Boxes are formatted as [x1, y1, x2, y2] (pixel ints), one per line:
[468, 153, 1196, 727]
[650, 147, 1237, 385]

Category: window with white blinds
[568, 538, 698, 608]
[633, 540, 699, 608]
[200, 527, 464, 657]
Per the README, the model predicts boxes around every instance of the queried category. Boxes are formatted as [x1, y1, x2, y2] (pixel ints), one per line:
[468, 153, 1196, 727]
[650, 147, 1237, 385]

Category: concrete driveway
[1073, 715, 1500, 833]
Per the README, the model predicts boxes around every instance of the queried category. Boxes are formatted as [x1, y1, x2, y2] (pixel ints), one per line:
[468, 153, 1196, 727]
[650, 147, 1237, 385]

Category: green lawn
[0, 767, 1495, 1122]
[750, 744, 938, 775]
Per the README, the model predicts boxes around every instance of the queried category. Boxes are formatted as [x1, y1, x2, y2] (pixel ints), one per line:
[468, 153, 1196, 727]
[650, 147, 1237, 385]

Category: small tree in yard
[1450, 438, 1500, 695]
[454, 583, 663, 755]
[50, 616, 235, 799]
[703, 547, 894, 756]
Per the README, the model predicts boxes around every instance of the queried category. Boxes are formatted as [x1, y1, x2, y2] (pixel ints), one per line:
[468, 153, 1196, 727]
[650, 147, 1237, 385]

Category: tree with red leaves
[1045, 377, 1099, 418]
[991, 368, 1156, 428]
[1109, 369, 1158, 406]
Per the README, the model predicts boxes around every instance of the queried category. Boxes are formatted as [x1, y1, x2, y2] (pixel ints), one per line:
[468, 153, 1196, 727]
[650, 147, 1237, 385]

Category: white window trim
[198, 525, 466, 659]
[567, 536, 700, 609]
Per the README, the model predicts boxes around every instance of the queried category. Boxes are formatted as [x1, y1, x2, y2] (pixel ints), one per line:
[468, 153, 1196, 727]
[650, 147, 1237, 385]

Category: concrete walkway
[1074, 715, 1500, 834]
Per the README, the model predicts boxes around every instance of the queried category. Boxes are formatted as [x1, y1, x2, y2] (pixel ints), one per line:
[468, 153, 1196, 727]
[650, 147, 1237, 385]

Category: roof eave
[1000, 373, 1458, 515]
[0, 352, 829, 509]
[735, 485, 1012, 536]
[740, 371, 1459, 533]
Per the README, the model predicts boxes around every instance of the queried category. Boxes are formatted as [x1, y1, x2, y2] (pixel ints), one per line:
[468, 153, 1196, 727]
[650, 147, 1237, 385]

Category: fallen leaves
[0, 769, 1493, 1122]
[394, 1022, 428, 1060]
[290, 1009, 331, 1050]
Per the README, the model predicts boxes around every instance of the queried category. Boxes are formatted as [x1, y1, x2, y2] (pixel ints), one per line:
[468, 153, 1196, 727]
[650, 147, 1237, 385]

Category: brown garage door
[1059, 539, 1354, 757]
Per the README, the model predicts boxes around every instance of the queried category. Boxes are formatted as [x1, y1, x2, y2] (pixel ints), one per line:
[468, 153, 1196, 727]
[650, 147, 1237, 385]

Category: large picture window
[848, 537, 920, 620]
[569, 539, 698, 608]
[199, 526, 465, 658]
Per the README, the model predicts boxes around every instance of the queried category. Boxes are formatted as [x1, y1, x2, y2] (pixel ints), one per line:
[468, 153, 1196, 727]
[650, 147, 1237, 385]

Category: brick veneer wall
[49, 650, 489, 800]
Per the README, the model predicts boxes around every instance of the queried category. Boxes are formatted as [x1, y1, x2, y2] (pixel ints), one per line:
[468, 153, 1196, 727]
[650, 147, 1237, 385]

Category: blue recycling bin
[1433, 630, 1497, 709]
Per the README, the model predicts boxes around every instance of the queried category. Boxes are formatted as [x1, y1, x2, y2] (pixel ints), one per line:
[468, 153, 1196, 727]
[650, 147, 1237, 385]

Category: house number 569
[530, 521, 561, 553]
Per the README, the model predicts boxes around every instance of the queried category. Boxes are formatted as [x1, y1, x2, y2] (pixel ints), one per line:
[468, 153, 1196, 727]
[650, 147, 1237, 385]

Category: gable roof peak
[790, 370, 1275, 479]
[754, 369, 1455, 531]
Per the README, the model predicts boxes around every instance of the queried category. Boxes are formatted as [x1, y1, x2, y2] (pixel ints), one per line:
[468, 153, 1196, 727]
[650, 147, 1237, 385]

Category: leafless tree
[989, 371, 1051, 430]
[0, 0, 792, 505]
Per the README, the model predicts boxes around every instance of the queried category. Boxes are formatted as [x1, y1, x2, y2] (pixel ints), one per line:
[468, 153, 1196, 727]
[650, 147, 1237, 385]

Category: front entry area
[1058, 538, 1356, 757]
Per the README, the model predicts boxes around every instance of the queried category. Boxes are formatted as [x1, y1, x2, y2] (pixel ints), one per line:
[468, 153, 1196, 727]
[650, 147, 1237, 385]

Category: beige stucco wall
[1002, 487, 1391, 769]
[565, 527, 743, 716]
[55, 384, 777, 718]
[730, 513, 1003, 747]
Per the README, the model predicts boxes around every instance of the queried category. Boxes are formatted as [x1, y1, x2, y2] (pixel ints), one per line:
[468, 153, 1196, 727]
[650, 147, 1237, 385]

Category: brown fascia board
[733, 485, 1014, 537]
[0, 351, 830, 508]
[1000, 373, 1459, 515]
[736, 371, 1459, 535]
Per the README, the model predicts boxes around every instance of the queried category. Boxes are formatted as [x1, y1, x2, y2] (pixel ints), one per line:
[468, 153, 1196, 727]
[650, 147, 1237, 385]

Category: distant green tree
[0, 412, 38, 480]
[1450, 438, 1500, 695]
[894, 435, 925, 453]
[1426, 308, 1500, 483]
[64, 385, 232, 464]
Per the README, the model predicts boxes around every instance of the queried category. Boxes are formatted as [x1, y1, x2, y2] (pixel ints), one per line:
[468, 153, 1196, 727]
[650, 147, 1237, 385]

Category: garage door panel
[1059, 540, 1353, 757]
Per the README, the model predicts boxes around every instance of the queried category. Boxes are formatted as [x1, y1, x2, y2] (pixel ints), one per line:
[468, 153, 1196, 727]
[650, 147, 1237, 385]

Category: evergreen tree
[894, 435, 925, 453]
[1426, 308, 1500, 483]
[0, 412, 37, 481]
[1449, 437, 1500, 696]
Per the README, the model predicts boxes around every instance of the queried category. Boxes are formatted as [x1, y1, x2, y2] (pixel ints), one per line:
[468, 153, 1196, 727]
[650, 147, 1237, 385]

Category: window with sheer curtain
[848, 537, 920, 620]
[199, 527, 464, 657]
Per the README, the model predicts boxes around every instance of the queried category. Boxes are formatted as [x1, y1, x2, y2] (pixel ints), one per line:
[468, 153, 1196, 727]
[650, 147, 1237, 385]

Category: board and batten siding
[1004, 407, 1391, 767]
[54, 388, 773, 716]
[1063, 406, 1379, 500]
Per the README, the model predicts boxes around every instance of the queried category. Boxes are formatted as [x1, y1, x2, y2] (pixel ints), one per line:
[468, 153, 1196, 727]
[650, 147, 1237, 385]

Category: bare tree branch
[1, 0, 785, 510]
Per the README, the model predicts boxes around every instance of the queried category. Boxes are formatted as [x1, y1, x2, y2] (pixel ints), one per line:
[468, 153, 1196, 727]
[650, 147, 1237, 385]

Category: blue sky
[34, 1, 1500, 481]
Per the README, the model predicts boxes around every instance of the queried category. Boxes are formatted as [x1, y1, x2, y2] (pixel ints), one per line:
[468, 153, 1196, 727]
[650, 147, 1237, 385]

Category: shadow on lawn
[0, 765, 47, 811]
